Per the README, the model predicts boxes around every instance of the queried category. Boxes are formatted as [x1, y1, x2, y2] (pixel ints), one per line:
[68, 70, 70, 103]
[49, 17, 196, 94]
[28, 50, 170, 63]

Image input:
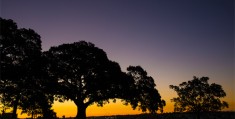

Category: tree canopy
[44, 42, 166, 119]
[1, 17, 165, 119]
[0, 17, 54, 118]
[44, 41, 131, 119]
[170, 76, 228, 119]
[126, 66, 165, 113]
[2, 17, 232, 119]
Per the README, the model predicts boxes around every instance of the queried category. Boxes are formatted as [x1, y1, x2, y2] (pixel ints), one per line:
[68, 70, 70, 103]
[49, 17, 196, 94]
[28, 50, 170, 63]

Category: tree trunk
[196, 111, 200, 119]
[75, 102, 87, 119]
[12, 95, 20, 119]
[32, 111, 34, 119]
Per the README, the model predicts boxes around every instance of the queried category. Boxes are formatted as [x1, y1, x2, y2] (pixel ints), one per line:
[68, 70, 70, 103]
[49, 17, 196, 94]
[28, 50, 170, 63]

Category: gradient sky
[1, 0, 234, 118]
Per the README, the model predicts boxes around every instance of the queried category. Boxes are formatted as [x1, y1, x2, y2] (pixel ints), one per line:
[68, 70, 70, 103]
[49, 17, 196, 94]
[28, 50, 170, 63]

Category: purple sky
[1, 0, 234, 112]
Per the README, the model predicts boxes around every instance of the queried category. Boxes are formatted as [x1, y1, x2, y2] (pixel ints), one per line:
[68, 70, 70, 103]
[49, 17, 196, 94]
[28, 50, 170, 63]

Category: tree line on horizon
[0, 18, 228, 119]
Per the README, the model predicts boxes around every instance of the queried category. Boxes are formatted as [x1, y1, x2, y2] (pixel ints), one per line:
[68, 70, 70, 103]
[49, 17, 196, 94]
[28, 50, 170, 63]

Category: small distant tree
[170, 76, 228, 119]
[126, 66, 165, 113]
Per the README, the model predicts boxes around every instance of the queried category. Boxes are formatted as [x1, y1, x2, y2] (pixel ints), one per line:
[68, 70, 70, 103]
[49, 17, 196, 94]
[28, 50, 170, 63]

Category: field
[12, 111, 235, 119]
[86, 112, 235, 119]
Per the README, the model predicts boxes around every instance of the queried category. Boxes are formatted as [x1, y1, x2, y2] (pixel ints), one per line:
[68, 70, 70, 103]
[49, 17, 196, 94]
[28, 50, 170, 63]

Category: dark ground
[86, 111, 235, 119]
[15, 111, 235, 119]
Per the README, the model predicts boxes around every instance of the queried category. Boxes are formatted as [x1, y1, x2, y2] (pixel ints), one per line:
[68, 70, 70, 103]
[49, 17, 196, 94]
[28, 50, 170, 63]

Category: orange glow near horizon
[51, 100, 143, 118]
[2, 1, 234, 118]
[16, 98, 234, 118]
[17, 100, 172, 118]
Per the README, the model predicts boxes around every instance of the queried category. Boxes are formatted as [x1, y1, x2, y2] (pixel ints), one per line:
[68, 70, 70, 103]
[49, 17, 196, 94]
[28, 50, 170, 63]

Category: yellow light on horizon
[15, 98, 234, 118]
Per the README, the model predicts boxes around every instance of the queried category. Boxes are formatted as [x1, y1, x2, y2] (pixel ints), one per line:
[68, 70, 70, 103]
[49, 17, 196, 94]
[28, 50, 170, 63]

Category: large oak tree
[44, 41, 128, 119]
[45, 42, 165, 119]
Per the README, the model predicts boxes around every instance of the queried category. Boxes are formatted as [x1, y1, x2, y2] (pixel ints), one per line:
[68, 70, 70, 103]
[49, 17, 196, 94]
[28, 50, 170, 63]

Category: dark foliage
[44, 41, 129, 119]
[0, 17, 54, 118]
[170, 76, 229, 119]
[126, 66, 165, 113]
[1, 18, 165, 119]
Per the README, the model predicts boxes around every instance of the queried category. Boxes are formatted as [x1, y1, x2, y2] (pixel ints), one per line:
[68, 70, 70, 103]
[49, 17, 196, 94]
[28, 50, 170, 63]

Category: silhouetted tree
[170, 76, 229, 119]
[126, 66, 165, 113]
[1, 18, 166, 118]
[0, 18, 18, 118]
[0, 17, 53, 118]
[44, 41, 127, 119]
